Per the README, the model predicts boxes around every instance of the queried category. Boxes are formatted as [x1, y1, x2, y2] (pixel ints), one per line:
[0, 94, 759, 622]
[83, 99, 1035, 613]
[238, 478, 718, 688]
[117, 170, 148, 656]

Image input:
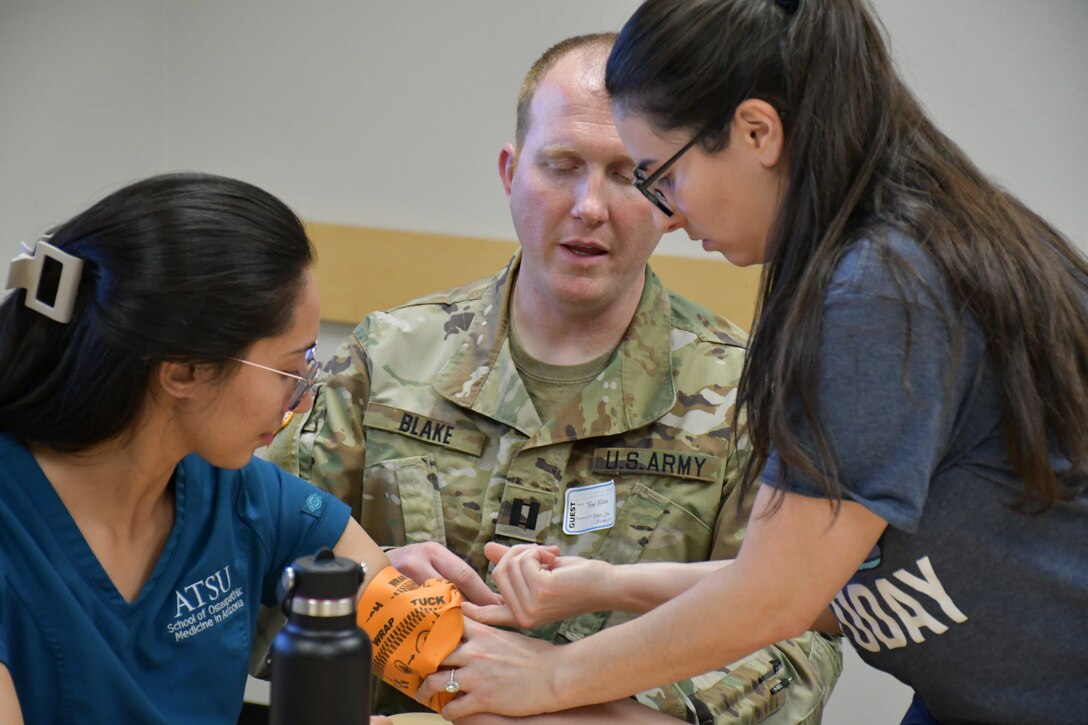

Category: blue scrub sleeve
[237, 459, 352, 607]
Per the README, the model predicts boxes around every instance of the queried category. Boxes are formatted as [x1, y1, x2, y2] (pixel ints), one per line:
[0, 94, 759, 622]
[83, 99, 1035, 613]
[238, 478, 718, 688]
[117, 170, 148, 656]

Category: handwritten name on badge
[563, 481, 616, 535]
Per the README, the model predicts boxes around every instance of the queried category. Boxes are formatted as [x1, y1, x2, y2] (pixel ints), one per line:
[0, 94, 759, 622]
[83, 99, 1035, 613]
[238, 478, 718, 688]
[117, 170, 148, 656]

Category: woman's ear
[156, 361, 203, 401]
[733, 98, 786, 168]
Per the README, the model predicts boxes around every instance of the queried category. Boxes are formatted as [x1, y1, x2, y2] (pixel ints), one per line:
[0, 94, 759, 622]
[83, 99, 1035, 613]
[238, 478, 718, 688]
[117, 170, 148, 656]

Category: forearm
[555, 566, 805, 711]
[455, 698, 679, 724]
[550, 494, 880, 712]
[571, 699, 684, 724]
[0, 665, 24, 725]
[434, 490, 884, 720]
[810, 606, 842, 636]
[476, 546, 731, 626]
[608, 560, 730, 613]
[334, 518, 392, 589]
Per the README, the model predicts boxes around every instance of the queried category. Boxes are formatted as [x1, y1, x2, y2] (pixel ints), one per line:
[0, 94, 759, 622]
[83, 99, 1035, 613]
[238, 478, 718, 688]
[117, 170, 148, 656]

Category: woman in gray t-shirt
[420, 1, 1088, 723]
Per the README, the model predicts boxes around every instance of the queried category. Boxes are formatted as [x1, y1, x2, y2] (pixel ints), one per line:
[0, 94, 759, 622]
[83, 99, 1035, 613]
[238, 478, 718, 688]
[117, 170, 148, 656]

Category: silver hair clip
[4, 235, 84, 323]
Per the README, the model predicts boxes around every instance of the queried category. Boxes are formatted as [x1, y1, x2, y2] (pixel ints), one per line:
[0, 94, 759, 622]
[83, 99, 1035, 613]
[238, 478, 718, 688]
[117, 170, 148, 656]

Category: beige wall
[307, 223, 762, 331]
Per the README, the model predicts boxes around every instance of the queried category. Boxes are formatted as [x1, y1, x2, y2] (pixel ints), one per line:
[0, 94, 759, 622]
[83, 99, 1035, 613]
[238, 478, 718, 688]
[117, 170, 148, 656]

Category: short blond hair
[515, 33, 617, 149]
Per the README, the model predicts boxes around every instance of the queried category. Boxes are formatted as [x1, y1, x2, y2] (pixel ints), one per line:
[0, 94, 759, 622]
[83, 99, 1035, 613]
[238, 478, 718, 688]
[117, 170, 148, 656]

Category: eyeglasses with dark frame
[231, 345, 319, 411]
[632, 133, 704, 218]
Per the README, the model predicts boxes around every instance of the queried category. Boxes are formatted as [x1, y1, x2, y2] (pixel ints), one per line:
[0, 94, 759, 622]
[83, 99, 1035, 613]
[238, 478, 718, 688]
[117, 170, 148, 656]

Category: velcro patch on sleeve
[299, 491, 326, 518]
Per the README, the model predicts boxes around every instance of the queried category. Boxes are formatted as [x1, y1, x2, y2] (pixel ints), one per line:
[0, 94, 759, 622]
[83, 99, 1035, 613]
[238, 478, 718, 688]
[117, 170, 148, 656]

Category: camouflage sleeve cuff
[633, 633, 842, 725]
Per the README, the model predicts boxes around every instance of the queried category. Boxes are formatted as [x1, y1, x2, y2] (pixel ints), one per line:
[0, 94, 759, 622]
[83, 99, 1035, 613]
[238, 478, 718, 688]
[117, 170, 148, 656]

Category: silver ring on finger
[445, 668, 461, 694]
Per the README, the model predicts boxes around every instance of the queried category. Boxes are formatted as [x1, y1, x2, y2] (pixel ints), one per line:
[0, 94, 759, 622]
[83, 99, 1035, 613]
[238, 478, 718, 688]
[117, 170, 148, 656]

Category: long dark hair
[0, 172, 314, 451]
[607, 0, 1088, 510]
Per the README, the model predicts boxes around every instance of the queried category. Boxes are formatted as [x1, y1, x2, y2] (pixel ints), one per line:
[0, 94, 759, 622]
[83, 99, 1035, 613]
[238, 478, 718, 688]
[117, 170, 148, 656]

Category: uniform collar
[433, 253, 676, 442]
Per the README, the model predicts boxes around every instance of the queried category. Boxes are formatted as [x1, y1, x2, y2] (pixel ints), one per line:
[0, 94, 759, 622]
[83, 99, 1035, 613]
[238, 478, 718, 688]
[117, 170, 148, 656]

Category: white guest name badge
[563, 480, 616, 535]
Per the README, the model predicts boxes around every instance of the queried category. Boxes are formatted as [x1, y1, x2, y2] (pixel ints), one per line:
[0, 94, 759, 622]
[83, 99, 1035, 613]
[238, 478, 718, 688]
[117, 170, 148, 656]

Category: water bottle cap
[284, 547, 366, 601]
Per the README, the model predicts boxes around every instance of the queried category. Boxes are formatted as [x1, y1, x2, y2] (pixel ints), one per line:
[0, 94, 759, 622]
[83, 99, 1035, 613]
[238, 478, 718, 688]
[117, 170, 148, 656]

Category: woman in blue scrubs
[0, 173, 392, 724]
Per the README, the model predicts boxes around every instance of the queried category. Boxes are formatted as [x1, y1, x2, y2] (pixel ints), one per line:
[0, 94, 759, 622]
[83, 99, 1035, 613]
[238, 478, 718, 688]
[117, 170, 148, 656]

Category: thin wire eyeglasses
[231, 346, 319, 411]
[632, 133, 704, 218]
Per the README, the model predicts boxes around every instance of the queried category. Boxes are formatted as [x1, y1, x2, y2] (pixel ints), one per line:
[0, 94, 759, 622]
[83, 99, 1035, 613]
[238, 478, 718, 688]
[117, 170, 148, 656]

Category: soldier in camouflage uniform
[266, 33, 841, 723]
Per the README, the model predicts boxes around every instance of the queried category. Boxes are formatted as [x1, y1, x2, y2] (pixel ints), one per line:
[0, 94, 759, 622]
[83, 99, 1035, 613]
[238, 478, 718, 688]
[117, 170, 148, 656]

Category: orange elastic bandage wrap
[357, 566, 464, 712]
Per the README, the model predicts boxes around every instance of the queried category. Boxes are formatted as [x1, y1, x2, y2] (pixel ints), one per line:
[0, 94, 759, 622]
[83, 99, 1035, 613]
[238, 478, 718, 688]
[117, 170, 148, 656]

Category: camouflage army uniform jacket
[267, 254, 842, 724]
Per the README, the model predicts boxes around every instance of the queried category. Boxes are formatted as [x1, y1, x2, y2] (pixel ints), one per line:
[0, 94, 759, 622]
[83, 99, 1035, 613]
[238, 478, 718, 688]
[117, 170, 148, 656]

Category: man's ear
[733, 98, 786, 168]
[156, 361, 203, 401]
[498, 143, 518, 197]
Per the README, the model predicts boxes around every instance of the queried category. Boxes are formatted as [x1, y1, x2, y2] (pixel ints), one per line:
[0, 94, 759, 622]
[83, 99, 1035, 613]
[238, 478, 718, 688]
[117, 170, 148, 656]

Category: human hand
[463, 543, 611, 629]
[417, 619, 563, 719]
[388, 541, 501, 606]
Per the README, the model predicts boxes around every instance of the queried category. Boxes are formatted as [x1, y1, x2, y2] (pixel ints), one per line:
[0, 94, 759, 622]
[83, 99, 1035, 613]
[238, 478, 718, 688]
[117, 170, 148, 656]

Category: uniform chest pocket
[595, 482, 714, 565]
[556, 482, 713, 642]
[361, 454, 446, 547]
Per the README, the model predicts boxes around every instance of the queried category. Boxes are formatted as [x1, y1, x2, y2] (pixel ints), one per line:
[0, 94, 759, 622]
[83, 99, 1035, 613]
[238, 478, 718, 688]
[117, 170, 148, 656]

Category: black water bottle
[270, 547, 371, 724]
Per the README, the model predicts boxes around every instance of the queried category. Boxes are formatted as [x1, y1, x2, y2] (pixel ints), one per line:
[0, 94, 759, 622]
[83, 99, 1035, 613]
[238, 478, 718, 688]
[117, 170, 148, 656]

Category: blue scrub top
[0, 433, 351, 724]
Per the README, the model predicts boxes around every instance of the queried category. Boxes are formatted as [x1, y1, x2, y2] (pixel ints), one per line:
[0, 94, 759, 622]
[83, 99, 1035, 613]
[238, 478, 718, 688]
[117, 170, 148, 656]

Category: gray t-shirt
[764, 231, 1088, 724]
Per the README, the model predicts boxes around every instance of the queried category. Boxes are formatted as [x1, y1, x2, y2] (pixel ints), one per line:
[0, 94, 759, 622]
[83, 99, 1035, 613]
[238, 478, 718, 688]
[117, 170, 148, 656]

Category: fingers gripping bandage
[357, 566, 464, 711]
